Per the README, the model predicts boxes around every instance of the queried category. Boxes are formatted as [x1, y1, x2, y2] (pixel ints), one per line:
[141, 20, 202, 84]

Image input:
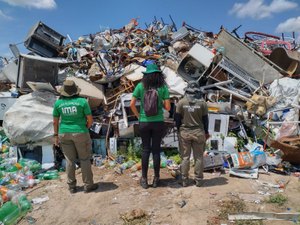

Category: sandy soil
[18, 166, 300, 225]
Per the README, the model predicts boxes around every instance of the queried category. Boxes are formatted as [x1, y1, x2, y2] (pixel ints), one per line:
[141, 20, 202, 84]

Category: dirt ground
[18, 165, 300, 225]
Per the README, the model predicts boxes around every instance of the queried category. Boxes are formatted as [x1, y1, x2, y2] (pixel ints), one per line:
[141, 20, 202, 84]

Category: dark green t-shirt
[53, 96, 91, 133]
[132, 83, 170, 122]
[176, 96, 208, 130]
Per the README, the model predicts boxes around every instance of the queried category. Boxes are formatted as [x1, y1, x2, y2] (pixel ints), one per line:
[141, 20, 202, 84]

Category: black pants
[139, 121, 164, 178]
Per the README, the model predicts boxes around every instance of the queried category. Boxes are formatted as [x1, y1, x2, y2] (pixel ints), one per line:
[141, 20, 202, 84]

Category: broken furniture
[105, 77, 135, 110]
[269, 47, 300, 77]
[270, 136, 300, 164]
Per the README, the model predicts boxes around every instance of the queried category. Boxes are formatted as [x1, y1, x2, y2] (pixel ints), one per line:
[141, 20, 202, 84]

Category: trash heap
[0, 128, 61, 224]
[0, 18, 300, 180]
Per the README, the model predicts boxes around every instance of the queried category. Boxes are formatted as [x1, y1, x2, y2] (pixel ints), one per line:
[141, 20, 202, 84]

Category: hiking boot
[181, 179, 188, 187]
[84, 183, 99, 193]
[140, 177, 149, 189]
[195, 180, 204, 187]
[69, 187, 77, 194]
[152, 177, 160, 188]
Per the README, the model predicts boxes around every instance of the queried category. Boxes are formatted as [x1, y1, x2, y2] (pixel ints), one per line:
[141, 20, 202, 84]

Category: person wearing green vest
[53, 80, 98, 193]
[130, 64, 170, 189]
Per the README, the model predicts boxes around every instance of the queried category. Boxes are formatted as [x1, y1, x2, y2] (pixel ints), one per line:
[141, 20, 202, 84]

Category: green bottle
[0, 201, 20, 225]
[43, 170, 59, 180]
[17, 195, 32, 213]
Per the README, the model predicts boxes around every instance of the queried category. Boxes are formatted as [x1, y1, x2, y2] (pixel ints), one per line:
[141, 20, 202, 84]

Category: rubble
[0, 16, 300, 223]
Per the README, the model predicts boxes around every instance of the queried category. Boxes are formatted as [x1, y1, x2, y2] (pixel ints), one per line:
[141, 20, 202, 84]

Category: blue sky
[0, 0, 300, 58]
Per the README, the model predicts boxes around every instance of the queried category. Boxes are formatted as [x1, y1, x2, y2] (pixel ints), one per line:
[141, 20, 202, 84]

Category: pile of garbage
[0, 129, 60, 224]
[0, 18, 300, 179]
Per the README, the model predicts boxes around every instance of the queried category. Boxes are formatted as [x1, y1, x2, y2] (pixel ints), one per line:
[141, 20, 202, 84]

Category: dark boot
[69, 186, 77, 194]
[181, 179, 188, 187]
[140, 177, 149, 189]
[152, 177, 160, 188]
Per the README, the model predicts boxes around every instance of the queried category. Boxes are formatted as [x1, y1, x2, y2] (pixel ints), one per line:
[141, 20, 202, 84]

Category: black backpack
[144, 88, 159, 116]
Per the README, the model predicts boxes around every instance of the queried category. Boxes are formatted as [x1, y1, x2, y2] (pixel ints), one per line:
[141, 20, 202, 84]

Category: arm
[202, 102, 209, 140]
[174, 112, 182, 130]
[163, 86, 171, 111]
[163, 99, 171, 111]
[86, 115, 93, 129]
[53, 117, 59, 146]
[83, 98, 93, 129]
[130, 97, 140, 119]
[175, 100, 183, 130]
[202, 115, 209, 134]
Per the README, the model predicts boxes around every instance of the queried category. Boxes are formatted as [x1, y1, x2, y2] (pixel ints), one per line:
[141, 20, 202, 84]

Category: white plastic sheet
[269, 77, 300, 109]
[3, 91, 57, 145]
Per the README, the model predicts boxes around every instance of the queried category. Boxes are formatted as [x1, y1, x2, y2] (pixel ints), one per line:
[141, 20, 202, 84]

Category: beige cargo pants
[179, 128, 205, 182]
[59, 133, 94, 189]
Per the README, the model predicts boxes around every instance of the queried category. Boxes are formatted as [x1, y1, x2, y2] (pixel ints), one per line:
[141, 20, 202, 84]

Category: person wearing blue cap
[130, 64, 170, 189]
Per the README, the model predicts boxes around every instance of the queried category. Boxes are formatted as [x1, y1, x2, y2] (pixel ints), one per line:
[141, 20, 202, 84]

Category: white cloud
[0, 0, 56, 9]
[230, 0, 298, 20]
[0, 9, 13, 20]
[276, 17, 300, 33]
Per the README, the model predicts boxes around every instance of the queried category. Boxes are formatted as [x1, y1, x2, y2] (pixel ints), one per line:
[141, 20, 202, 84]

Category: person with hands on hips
[53, 80, 98, 194]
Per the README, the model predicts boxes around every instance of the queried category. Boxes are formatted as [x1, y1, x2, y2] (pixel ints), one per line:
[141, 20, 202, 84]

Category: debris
[228, 212, 300, 222]
[229, 168, 258, 179]
[26, 216, 37, 224]
[178, 200, 187, 208]
[120, 208, 148, 223]
[31, 195, 49, 205]
[238, 193, 265, 204]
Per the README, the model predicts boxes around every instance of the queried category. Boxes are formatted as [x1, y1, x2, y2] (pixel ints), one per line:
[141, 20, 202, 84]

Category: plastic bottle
[0, 201, 19, 225]
[160, 160, 167, 168]
[6, 165, 18, 173]
[0, 195, 32, 225]
[6, 190, 17, 201]
[120, 162, 128, 171]
[126, 160, 135, 169]
[17, 175, 29, 188]
[160, 153, 167, 168]
[17, 195, 32, 212]
[19, 159, 41, 173]
[42, 170, 59, 180]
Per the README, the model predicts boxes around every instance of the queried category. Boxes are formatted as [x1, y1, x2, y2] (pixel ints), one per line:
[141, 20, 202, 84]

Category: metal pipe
[267, 121, 300, 125]
[216, 85, 256, 104]
[201, 80, 233, 90]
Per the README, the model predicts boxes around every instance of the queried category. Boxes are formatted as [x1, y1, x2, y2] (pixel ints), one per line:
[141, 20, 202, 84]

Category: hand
[205, 133, 210, 140]
[54, 136, 59, 146]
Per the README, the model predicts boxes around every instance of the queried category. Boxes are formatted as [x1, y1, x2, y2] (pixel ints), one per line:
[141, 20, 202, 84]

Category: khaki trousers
[59, 133, 94, 188]
[179, 128, 205, 181]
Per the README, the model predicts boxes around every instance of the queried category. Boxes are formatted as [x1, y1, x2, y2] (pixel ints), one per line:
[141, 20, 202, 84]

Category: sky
[0, 0, 300, 58]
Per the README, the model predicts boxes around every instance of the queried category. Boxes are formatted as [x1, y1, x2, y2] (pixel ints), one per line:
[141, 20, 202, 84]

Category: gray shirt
[176, 96, 208, 130]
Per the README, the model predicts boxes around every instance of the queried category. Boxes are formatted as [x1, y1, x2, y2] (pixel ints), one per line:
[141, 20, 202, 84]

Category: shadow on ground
[95, 182, 118, 192]
[155, 176, 228, 188]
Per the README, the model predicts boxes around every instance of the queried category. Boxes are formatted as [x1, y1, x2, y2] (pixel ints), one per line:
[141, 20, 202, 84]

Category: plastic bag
[250, 147, 266, 169]
[275, 109, 299, 140]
